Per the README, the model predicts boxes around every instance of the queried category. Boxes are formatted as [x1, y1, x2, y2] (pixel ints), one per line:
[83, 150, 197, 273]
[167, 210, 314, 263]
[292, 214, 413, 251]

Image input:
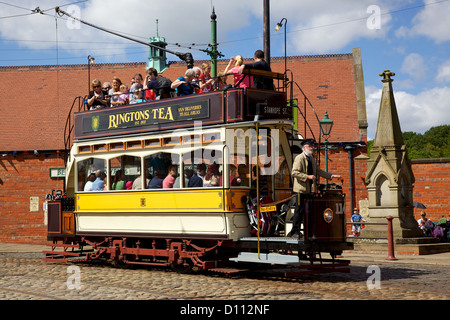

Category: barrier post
[386, 216, 398, 261]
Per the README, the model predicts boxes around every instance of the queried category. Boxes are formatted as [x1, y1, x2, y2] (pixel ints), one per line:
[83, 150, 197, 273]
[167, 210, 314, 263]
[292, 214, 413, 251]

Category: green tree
[367, 125, 450, 159]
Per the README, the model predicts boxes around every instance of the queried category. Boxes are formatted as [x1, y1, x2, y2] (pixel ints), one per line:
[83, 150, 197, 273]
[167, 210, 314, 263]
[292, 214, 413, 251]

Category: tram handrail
[63, 95, 86, 165]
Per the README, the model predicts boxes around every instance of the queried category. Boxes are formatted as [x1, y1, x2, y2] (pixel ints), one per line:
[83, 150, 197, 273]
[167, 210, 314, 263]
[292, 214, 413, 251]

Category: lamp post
[87, 55, 95, 93]
[319, 110, 334, 184]
[275, 18, 287, 74]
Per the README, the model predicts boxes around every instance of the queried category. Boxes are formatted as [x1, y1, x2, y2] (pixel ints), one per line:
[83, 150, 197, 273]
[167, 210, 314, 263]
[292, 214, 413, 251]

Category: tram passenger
[131, 89, 146, 104]
[129, 73, 144, 104]
[288, 139, 342, 238]
[92, 171, 106, 191]
[229, 165, 242, 186]
[203, 163, 221, 187]
[87, 79, 109, 110]
[109, 77, 125, 107]
[102, 82, 111, 96]
[171, 69, 196, 96]
[217, 71, 228, 91]
[132, 168, 151, 190]
[118, 84, 130, 105]
[188, 165, 204, 188]
[112, 170, 126, 190]
[199, 63, 214, 92]
[163, 165, 178, 189]
[148, 170, 163, 189]
[144, 67, 172, 99]
[144, 68, 158, 100]
[84, 173, 96, 191]
[192, 67, 203, 94]
[196, 163, 206, 180]
[224, 55, 252, 89]
[238, 50, 274, 90]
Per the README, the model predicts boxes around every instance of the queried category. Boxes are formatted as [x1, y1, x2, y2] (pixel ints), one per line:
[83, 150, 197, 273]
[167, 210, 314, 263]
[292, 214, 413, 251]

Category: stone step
[349, 241, 450, 255]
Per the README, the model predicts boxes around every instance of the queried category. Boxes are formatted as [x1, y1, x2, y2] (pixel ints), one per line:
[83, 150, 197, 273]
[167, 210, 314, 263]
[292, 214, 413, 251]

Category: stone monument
[364, 70, 421, 238]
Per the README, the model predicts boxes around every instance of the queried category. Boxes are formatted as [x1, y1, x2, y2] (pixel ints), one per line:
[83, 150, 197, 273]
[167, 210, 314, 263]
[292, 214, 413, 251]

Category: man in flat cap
[287, 139, 342, 237]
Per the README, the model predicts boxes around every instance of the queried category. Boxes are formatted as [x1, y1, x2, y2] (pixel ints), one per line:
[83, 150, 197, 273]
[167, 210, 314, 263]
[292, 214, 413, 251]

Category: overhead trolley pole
[55, 7, 194, 69]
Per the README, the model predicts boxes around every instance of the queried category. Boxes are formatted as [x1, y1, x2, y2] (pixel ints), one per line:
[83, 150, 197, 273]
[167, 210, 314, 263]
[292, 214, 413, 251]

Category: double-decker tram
[44, 69, 353, 276]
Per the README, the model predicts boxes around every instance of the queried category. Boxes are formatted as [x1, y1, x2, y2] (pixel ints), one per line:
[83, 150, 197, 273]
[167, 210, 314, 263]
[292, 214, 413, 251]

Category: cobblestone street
[1, 250, 449, 302]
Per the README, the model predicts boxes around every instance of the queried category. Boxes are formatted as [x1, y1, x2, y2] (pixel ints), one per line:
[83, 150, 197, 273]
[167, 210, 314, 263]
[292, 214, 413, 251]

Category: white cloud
[400, 53, 427, 82]
[0, 0, 259, 61]
[279, 0, 393, 54]
[436, 60, 450, 83]
[406, 0, 450, 43]
[0, 0, 396, 60]
[365, 84, 450, 140]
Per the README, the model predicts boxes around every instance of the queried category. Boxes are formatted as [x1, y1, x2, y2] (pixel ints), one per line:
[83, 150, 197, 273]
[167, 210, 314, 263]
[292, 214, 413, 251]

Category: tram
[43, 69, 353, 275]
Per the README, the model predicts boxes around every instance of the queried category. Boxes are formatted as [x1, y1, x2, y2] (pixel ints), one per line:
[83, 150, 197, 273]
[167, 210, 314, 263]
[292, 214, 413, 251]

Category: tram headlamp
[323, 208, 334, 223]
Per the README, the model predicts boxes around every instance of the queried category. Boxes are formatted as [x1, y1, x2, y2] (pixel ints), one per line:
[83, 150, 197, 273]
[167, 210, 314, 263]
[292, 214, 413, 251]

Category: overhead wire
[0, 0, 448, 64]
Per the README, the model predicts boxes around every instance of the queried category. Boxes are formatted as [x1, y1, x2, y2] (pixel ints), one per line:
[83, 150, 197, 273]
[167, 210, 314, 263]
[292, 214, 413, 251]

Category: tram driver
[288, 139, 342, 238]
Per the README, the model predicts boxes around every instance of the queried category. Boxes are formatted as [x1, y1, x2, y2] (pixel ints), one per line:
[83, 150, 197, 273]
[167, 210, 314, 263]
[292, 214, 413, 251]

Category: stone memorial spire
[364, 70, 421, 238]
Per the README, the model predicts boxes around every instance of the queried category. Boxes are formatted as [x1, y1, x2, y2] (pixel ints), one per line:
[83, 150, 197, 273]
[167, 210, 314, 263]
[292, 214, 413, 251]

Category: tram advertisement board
[74, 92, 224, 139]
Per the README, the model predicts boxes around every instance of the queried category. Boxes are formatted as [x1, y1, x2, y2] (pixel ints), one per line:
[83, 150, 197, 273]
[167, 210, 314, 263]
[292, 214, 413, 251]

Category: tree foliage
[367, 125, 450, 159]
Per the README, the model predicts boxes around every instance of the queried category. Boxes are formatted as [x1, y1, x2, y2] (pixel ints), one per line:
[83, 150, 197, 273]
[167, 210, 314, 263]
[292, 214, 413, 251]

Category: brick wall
[352, 156, 449, 224]
[410, 158, 450, 222]
[0, 153, 64, 244]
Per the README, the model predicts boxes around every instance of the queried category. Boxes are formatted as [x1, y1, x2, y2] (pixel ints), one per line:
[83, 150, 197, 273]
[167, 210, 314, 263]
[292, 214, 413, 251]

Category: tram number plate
[260, 206, 276, 212]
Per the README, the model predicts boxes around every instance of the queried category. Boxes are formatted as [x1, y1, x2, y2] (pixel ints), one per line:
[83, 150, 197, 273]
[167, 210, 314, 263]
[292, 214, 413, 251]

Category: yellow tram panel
[76, 189, 247, 213]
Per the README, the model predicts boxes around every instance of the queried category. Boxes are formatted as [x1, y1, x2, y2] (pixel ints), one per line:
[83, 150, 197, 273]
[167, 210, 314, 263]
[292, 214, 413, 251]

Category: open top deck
[74, 74, 291, 141]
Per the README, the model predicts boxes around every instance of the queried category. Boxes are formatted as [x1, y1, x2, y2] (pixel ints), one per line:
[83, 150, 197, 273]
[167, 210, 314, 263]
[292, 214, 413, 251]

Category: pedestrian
[351, 208, 366, 236]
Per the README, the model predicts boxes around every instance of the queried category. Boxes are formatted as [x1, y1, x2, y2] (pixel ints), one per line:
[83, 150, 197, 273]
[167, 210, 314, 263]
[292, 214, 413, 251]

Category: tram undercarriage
[43, 233, 352, 276]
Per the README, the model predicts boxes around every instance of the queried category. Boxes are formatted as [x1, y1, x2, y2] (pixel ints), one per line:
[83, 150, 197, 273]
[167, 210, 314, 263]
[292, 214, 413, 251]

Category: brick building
[1, 48, 446, 244]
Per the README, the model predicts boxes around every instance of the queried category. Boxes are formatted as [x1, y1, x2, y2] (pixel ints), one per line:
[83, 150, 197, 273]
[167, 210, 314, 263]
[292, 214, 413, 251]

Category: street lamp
[87, 55, 95, 93]
[275, 18, 287, 74]
[320, 110, 334, 184]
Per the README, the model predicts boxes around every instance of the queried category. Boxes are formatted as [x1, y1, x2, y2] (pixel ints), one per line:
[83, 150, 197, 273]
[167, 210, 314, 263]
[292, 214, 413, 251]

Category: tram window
[127, 140, 143, 149]
[78, 145, 92, 154]
[275, 157, 291, 188]
[110, 155, 141, 190]
[203, 132, 221, 143]
[77, 158, 107, 192]
[110, 142, 125, 151]
[144, 152, 181, 189]
[183, 148, 223, 188]
[182, 134, 201, 145]
[163, 136, 181, 146]
[145, 139, 161, 148]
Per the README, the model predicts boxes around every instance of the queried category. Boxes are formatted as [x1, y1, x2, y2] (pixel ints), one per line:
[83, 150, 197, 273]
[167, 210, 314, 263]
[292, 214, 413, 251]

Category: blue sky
[1, 0, 449, 139]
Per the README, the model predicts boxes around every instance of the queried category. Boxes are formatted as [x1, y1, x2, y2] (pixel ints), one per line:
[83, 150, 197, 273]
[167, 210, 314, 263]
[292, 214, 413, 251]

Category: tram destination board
[74, 92, 223, 140]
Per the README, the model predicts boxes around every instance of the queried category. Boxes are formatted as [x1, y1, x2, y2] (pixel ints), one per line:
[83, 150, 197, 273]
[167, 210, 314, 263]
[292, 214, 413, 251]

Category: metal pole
[324, 138, 329, 184]
[210, 8, 217, 78]
[263, 0, 270, 66]
[345, 145, 355, 212]
[256, 123, 261, 259]
[386, 216, 398, 260]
